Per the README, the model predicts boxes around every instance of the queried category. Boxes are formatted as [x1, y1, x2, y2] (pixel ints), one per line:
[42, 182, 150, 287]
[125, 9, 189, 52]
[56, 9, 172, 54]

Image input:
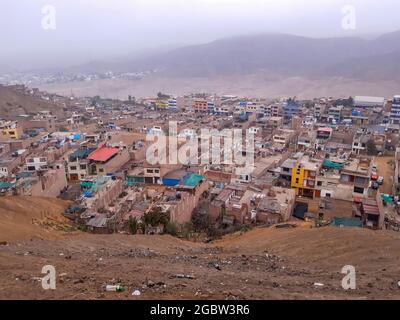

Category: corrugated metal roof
[88, 147, 119, 162]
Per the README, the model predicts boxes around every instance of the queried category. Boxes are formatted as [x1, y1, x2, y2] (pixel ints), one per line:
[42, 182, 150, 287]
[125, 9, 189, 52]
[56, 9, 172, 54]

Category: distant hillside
[0, 85, 64, 119]
[96, 31, 400, 80]
[38, 31, 400, 99]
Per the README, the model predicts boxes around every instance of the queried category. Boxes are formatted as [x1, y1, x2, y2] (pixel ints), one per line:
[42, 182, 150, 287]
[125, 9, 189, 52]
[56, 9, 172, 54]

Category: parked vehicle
[377, 176, 384, 185]
[372, 181, 379, 190]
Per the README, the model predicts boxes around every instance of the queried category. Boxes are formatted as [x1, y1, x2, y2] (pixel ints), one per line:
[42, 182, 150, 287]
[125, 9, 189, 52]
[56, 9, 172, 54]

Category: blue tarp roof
[69, 148, 96, 161]
[0, 182, 15, 189]
[331, 217, 362, 227]
[323, 159, 345, 170]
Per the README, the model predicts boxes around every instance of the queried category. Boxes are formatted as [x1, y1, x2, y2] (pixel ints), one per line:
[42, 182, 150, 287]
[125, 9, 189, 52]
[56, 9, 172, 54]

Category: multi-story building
[352, 131, 370, 155]
[328, 105, 343, 124]
[354, 96, 385, 109]
[273, 129, 295, 147]
[291, 156, 322, 198]
[314, 103, 326, 119]
[167, 99, 178, 110]
[245, 102, 261, 114]
[25, 155, 48, 172]
[339, 157, 372, 201]
[193, 99, 208, 113]
[271, 104, 282, 117]
[87, 146, 130, 176]
[390, 95, 400, 124]
[282, 100, 300, 121]
[67, 147, 96, 182]
[0, 121, 23, 140]
[280, 153, 303, 182]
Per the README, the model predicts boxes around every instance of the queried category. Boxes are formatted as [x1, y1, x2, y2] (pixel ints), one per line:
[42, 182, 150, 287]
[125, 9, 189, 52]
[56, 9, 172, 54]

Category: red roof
[88, 147, 119, 162]
[317, 127, 333, 133]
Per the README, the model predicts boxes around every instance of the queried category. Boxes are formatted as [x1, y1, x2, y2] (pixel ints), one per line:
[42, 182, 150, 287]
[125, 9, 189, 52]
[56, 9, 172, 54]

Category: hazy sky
[1, 0, 400, 70]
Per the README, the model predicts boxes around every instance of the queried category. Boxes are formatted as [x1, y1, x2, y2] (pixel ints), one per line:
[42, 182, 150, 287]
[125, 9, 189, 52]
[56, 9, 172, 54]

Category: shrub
[165, 222, 179, 236]
[128, 217, 138, 235]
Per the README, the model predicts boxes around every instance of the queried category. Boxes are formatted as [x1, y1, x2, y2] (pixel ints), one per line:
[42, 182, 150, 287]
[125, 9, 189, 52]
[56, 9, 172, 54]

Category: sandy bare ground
[1, 196, 400, 300]
[0, 196, 72, 242]
[38, 75, 400, 100]
[1, 225, 400, 300]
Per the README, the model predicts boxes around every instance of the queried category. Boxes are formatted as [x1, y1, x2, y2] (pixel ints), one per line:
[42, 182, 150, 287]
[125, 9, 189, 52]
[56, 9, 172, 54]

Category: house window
[317, 181, 322, 186]
[70, 166, 77, 171]
[354, 186, 364, 194]
[295, 178, 299, 184]
[80, 165, 87, 170]
[40, 158, 46, 163]
[99, 168, 104, 173]
[147, 169, 154, 174]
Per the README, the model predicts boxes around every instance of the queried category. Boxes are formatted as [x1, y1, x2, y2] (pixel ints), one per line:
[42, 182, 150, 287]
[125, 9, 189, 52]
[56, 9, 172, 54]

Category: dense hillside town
[2, 85, 400, 236]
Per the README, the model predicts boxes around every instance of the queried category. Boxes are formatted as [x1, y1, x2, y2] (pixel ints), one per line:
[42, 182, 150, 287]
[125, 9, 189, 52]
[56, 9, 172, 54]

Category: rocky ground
[1, 224, 400, 300]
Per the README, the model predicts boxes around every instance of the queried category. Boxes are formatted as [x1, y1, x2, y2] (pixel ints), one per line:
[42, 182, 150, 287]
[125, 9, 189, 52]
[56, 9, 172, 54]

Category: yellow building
[156, 100, 168, 109]
[291, 157, 322, 198]
[0, 121, 22, 140]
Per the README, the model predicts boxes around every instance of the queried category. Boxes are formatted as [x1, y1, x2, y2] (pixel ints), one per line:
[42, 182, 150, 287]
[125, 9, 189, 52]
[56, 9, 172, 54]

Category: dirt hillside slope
[0, 196, 71, 241]
[0, 223, 400, 300]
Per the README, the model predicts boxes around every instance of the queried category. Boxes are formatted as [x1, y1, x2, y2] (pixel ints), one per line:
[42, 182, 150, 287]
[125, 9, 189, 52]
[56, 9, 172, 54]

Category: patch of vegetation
[128, 217, 138, 235]
[143, 207, 169, 227]
[165, 221, 179, 236]
[366, 139, 378, 156]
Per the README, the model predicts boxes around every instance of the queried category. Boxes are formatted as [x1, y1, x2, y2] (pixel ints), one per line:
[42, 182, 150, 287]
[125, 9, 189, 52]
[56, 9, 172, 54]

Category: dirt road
[375, 156, 395, 195]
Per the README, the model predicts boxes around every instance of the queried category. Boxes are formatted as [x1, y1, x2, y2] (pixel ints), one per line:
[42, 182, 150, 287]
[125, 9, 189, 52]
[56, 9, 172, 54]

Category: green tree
[144, 206, 169, 227]
[192, 211, 211, 231]
[366, 139, 378, 156]
[157, 92, 170, 99]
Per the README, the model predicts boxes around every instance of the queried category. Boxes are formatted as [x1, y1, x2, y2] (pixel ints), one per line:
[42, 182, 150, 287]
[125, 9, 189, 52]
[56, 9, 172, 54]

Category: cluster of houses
[2, 88, 400, 233]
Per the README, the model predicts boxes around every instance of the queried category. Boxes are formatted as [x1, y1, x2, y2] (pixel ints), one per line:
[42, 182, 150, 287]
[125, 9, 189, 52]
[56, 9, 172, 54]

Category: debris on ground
[170, 274, 195, 279]
[132, 289, 141, 296]
[105, 284, 124, 292]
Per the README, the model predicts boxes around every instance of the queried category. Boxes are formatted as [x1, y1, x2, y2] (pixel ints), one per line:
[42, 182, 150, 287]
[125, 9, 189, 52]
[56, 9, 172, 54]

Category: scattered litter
[313, 282, 324, 287]
[59, 273, 68, 277]
[397, 281, 400, 288]
[170, 274, 195, 279]
[106, 284, 124, 292]
[59, 253, 64, 256]
[0, 241, 8, 246]
[212, 263, 221, 271]
[132, 289, 141, 296]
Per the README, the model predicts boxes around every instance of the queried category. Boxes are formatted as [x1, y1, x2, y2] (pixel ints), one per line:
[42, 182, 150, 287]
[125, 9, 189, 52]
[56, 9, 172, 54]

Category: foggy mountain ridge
[66, 31, 400, 81]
